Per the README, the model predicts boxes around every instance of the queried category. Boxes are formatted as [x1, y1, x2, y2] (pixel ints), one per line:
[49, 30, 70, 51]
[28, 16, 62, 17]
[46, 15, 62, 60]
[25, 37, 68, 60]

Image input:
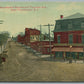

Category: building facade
[17, 28, 40, 45]
[25, 28, 40, 45]
[17, 28, 54, 54]
[30, 40, 54, 54]
[52, 13, 84, 59]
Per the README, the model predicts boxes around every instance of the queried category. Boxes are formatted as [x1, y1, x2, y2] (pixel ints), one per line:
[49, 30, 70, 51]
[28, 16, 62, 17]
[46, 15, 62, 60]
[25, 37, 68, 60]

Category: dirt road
[0, 41, 84, 82]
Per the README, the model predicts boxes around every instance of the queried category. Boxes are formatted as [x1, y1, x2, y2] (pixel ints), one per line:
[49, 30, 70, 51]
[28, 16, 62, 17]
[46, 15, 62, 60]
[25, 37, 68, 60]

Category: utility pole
[38, 25, 42, 54]
[43, 24, 54, 58]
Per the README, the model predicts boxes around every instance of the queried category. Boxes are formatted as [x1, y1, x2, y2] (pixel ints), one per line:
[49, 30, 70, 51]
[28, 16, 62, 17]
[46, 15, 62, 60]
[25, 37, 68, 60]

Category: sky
[0, 0, 84, 2]
[0, 1, 84, 36]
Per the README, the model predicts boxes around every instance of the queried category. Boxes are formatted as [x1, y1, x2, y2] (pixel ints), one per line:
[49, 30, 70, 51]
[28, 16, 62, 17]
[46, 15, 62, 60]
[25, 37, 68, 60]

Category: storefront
[52, 46, 84, 59]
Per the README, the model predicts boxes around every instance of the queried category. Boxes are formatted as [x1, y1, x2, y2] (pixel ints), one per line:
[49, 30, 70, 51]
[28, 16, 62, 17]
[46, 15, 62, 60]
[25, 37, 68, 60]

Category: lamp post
[69, 45, 72, 63]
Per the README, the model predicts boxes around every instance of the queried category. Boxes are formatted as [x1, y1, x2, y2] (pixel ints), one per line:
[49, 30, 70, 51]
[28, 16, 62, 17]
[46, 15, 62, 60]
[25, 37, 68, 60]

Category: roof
[26, 28, 40, 31]
[59, 13, 84, 20]
[25, 28, 40, 35]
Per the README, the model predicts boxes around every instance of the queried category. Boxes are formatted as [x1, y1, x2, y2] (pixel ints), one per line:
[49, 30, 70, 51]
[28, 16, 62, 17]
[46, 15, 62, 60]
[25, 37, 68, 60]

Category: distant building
[17, 28, 40, 45]
[17, 28, 54, 55]
[52, 13, 84, 59]
[24, 28, 40, 45]
[17, 35, 25, 44]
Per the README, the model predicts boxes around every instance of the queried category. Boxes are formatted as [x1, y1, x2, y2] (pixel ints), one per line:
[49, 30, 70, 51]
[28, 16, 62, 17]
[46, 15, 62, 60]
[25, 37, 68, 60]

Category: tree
[19, 32, 25, 36]
[0, 32, 10, 52]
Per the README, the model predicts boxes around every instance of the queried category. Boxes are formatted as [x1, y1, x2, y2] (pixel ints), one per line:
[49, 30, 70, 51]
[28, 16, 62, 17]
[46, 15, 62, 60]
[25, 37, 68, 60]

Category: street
[0, 41, 84, 82]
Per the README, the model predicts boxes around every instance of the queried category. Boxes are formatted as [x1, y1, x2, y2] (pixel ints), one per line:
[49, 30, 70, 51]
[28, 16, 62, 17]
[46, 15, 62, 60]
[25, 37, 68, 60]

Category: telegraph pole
[43, 24, 54, 58]
[38, 25, 42, 54]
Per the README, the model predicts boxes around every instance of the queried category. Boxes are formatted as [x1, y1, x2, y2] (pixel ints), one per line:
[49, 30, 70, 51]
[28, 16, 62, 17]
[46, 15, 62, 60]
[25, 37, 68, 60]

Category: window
[47, 48, 50, 52]
[55, 52, 63, 57]
[36, 36, 38, 39]
[76, 35, 78, 43]
[68, 24, 72, 29]
[81, 22, 84, 28]
[57, 35, 60, 43]
[56, 25, 61, 29]
[30, 36, 32, 40]
[69, 34, 73, 43]
[33, 36, 34, 39]
[82, 34, 84, 43]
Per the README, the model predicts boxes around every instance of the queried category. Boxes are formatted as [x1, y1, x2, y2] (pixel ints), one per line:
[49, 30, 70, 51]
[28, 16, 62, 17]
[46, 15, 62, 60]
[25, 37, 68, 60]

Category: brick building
[52, 13, 84, 59]
[17, 35, 25, 44]
[30, 40, 54, 54]
[17, 28, 40, 45]
[17, 28, 54, 55]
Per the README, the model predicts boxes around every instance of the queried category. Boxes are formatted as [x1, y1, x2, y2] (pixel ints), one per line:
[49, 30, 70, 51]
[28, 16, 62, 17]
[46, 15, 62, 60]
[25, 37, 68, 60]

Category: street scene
[0, 41, 84, 82]
[1, 1, 84, 82]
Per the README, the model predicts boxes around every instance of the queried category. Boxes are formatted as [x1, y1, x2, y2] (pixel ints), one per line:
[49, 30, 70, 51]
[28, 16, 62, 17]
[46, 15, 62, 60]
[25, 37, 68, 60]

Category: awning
[51, 47, 83, 52]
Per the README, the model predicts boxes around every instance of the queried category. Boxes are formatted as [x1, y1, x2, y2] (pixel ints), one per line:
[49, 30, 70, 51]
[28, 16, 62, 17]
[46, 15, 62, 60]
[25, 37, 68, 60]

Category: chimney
[60, 15, 63, 19]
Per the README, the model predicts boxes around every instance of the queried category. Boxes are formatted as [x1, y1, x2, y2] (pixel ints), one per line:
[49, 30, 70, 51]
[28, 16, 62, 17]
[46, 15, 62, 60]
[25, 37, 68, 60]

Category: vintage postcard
[0, 0, 84, 82]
